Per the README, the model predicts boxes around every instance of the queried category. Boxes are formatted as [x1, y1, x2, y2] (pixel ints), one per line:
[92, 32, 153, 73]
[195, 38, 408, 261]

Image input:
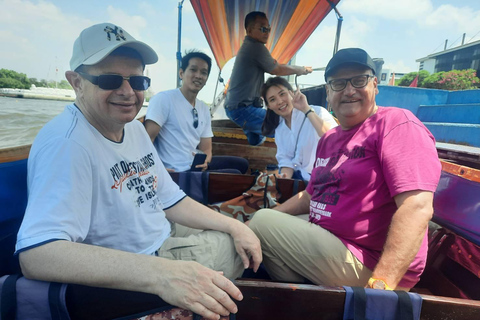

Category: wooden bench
[415, 160, 480, 300]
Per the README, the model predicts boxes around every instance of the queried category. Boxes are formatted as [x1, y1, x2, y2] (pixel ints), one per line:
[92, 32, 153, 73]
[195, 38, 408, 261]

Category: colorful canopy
[190, 0, 341, 70]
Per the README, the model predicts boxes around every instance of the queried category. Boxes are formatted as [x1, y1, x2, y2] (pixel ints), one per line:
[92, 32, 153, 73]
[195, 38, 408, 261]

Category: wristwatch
[367, 277, 394, 290]
[304, 108, 314, 117]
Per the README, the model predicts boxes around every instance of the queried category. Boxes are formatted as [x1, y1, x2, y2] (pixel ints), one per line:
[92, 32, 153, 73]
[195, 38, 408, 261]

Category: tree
[58, 80, 72, 89]
[0, 69, 31, 89]
[0, 78, 26, 89]
[435, 69, 479, 90]
[422, 72, 445, 89]
[398, 70, 430, 87]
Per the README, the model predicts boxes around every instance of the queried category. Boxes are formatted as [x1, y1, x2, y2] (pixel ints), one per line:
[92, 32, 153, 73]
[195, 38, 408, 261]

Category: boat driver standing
[15, 22, 261, 320]
[249, 48, 441, 291]
[224, 11, 313, 146]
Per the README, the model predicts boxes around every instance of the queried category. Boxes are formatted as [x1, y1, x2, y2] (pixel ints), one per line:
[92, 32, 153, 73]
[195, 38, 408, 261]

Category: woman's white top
[275, 105, 338, 181]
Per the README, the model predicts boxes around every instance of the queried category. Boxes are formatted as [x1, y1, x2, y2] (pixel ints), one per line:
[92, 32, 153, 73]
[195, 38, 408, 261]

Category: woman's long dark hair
[261, 77, 294, 136]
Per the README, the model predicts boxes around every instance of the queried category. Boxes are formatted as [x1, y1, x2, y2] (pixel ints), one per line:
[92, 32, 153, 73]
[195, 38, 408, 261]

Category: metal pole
[176, 0, 185, 88]
[328, 1, 343, 56]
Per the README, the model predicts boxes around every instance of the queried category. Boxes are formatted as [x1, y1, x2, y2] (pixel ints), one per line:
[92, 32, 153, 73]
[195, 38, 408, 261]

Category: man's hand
[229, 221, 262, 272]
[195, 161, 209, 171]
[296, 66, 313, 76]
[157, 260, 243, 320]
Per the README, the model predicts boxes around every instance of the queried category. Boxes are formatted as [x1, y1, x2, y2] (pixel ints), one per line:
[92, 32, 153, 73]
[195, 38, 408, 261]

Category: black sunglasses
[258, 26, 271, 33]
[327, 74, 374, 92]
[78, 72, 151, 91]
[192, 108, 198, 128]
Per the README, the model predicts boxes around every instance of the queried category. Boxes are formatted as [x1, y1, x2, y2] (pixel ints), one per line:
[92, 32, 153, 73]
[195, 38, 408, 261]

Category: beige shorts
[249, 209, 372, 286]
[156, 223, 244, 280]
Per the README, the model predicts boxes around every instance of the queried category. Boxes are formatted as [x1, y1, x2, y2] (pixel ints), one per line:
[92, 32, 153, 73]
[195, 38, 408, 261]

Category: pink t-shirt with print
[306, 106, 441, 288]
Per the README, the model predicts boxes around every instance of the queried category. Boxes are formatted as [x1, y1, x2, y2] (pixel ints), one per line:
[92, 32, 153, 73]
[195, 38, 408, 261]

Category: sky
[2, 0, 480, 103]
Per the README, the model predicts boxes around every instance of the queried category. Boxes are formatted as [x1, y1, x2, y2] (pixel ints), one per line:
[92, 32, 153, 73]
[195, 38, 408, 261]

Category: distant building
[416, 39, 480, 75]
[378, 69, 407, 85]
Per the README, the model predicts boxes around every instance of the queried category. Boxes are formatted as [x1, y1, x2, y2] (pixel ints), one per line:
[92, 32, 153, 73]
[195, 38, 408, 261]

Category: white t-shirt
[146, 88, 214, 172]
[16, 104, 185, 255]
[275, 106, 338, 181]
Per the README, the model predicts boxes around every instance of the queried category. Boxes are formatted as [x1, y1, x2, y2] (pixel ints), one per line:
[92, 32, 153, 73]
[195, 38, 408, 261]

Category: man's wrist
[367, 277, 394, 290]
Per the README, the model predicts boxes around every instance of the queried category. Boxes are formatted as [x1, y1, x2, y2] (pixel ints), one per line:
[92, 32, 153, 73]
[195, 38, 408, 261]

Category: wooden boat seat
[212, 119, 277, 172]
[415, 161, 480, 301]
[233, 280, 480, 320]
[417, 226, 480, 301]
[170, 172, 306, 205]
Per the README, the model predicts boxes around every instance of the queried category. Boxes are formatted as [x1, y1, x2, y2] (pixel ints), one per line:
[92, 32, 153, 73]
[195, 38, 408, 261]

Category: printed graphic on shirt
[309, 146, 366, 222]
[315, 157, 330, 167]
[109, 152, 161, 209]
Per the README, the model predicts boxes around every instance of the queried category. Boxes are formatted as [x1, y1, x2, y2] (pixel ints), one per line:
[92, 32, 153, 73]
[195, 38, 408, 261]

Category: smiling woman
[261, 76, 337, 181]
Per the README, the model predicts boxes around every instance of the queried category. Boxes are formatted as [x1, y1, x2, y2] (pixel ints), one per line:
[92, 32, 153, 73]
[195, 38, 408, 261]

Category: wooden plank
[169, 172, 256, 204]
[208, 173, 255, 203]
[234, 280, 480, 320]
[212, 119, 241, 129]
[0, 144, 31, 163]
[234, 281, 345, 320]
[213, 142, 277, 172]
[276, 178, 306, 203]
[440, 159, 480, 182]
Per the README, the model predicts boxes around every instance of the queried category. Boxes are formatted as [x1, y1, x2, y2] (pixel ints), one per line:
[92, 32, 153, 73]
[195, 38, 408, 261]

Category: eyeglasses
[258, 26, 271, 33]
[192, 108, 198, 129]
[77, 72, 151, 91]
[327, 75, 374, 92]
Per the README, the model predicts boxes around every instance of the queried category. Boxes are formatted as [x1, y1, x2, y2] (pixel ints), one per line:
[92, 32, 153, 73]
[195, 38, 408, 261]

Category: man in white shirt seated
[145, 50, 249, 174]
[16, 23, 262, 320]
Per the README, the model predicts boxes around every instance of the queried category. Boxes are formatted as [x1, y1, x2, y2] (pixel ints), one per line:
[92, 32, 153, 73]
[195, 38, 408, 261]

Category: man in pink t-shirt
[249, 48, 441, 291]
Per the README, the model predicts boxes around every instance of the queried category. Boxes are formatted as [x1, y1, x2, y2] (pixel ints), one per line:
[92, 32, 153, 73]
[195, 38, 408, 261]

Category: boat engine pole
[176, 0, 185, 88]
[328, 1, 343, 56]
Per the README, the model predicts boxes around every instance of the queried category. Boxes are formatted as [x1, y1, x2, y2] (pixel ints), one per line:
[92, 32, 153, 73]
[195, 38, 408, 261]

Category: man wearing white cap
[15, 23, 261, 319]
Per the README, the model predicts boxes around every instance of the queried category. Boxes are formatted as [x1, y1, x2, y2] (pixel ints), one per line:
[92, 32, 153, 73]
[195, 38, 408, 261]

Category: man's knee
[201, 231, 244, 279]
[248, 208, 273, 232]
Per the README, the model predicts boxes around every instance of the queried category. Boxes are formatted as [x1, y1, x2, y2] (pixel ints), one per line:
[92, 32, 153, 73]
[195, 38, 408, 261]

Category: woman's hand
[291, 89, 310, 114]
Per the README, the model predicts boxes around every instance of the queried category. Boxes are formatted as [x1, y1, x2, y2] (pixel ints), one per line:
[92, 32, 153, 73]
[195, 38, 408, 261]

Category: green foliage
[0, 78, 27, 89]
[0, 68, 73, 90]
[0, 68, 31, 89]
[57, 80, 72, 89]
[398, 70, 430, 87]
[435, 69, 479, 90]
[397, 69, 479, 90]
[423, 72, 445, 89]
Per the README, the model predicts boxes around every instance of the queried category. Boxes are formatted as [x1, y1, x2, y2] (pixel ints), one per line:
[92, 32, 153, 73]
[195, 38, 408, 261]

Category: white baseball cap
[70, 23, 158, 71]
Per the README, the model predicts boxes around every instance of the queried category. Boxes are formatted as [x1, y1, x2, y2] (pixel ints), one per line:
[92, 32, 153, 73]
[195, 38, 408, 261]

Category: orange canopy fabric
[190, 0, 341, 70]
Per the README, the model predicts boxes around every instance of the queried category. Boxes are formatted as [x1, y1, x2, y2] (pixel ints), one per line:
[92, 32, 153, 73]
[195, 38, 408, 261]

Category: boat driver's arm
[369, 190, 434, 289]
[269, 64, 313, 77]
[19, 240, 242, 319]
[273, 190, 311, 216]
[144, 119, 161, 143]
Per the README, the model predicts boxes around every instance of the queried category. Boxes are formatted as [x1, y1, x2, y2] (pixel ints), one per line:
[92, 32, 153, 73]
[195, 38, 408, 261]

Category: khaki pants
[249, 209, 372, 286]
[156, 223, 244, 280]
